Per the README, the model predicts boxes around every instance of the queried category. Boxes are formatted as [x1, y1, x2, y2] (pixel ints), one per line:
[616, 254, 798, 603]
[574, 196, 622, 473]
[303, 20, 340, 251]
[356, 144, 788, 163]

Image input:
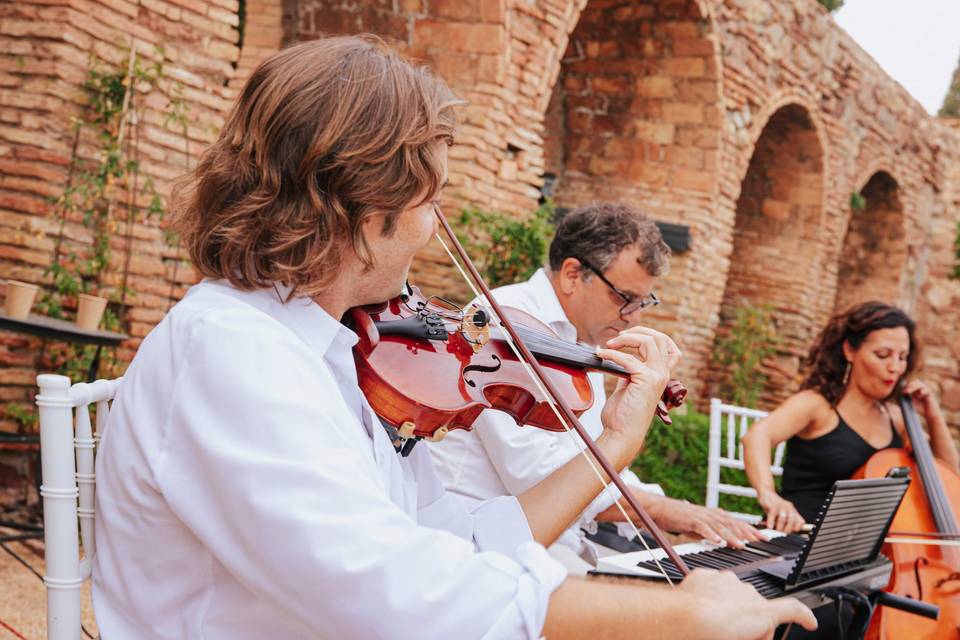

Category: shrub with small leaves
[850, 191, 866, 211]
[3, 402, 38, 432]
[713, 304, 779, 408]
[457, 200, 556, 288]
[631, 409, 766, 515]
[818, 0, 844, 11]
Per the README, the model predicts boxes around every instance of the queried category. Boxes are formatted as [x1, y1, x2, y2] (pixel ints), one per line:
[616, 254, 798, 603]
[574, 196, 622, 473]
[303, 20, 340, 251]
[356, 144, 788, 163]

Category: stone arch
[539, 0, 724, 392]
[712, 103, 825, 405]
[834, 170, 907, 313]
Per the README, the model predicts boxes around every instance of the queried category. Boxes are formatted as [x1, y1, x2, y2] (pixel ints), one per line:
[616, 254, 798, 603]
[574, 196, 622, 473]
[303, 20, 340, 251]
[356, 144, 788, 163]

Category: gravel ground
[0, 529, 98, 640]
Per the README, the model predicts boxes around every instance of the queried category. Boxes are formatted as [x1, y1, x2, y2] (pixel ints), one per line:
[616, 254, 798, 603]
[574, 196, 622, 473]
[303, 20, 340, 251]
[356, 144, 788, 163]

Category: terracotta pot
[76, 293, 108, 331]
[4, 280, 39, 320]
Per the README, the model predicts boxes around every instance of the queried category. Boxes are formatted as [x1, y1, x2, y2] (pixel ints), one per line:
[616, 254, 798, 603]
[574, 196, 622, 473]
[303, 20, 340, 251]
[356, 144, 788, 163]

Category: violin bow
[434, 208, 691, 579]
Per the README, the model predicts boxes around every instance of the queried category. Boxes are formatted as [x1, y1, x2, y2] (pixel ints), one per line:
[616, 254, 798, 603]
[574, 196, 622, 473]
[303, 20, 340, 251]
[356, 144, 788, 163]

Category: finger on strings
[604, 331, 660, 354]
[616, 325, 673, 344]
[595, 348, 653, 377]
[603, 335, 667, 371]
[616, 327, 681, 364]
[597, 335, 658, 368]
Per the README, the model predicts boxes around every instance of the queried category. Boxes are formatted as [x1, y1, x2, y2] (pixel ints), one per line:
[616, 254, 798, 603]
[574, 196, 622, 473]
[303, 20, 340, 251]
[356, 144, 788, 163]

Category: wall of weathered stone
[1, 0, 959, 444]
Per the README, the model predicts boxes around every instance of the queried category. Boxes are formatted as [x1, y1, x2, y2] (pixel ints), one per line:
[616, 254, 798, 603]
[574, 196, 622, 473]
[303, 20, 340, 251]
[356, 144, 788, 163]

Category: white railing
[706, 398, 784, 523]
[37, 374, 121, 640]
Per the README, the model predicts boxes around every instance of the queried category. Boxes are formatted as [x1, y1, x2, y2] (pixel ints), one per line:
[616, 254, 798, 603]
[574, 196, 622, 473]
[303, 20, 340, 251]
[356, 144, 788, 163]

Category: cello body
[856, 412, 960, 639]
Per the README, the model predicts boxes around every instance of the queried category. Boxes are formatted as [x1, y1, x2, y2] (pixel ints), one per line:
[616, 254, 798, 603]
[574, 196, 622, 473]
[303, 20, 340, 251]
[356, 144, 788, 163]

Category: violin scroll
[656, 379, 687, 425]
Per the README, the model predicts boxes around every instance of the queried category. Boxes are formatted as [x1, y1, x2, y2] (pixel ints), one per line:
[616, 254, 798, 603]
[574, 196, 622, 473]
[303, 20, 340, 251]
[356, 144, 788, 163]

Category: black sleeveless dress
[780, 409, 903, 523]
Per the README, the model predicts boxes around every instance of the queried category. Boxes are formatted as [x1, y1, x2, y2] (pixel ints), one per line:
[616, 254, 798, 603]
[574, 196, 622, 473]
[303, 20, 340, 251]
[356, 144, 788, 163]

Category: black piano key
[684, 553, 729, 569]
[715, 547, 761, 564]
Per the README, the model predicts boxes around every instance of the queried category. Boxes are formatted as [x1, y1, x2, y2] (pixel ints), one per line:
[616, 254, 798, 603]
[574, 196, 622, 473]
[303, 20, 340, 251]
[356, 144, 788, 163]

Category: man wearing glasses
[430, 201, 759, 573]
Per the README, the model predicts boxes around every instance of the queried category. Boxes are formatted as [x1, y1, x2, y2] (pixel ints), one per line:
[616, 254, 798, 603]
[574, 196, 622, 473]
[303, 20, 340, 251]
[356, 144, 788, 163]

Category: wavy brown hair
[171, 35, 460, 299]
[801, 301, 917, 405]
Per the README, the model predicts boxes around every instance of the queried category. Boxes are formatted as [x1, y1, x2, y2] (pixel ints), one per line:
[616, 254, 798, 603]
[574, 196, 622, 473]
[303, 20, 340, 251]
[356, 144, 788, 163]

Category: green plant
[630, 409, 765, 516]
[457, 200, 556, 288]
[713, 304, 779, 407]
[850, 191, 866, 211]
[818, 0, 844, 11]
[3, 402, 38, 432]
[37, 46, 190, 381]
[939, 52, 960, 119]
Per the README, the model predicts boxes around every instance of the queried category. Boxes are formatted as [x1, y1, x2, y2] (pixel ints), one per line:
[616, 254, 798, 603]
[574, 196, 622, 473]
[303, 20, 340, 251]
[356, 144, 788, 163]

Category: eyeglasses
[576, 257, 660, 316]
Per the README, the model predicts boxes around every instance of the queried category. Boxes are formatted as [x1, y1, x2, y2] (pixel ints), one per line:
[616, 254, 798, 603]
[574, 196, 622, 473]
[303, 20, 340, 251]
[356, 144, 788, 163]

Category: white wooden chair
[36, 374, 121, 640]
[705, 398, 785, 523]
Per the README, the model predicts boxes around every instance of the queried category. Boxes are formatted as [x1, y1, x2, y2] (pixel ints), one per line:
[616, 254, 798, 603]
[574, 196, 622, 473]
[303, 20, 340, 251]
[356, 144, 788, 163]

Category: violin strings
[434, 232, 676, 585]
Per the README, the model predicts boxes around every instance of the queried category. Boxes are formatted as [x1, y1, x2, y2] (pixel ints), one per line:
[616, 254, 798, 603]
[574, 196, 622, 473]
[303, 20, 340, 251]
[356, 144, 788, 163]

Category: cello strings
[903, 401, 959, 535]
[434, 232, 676, 586]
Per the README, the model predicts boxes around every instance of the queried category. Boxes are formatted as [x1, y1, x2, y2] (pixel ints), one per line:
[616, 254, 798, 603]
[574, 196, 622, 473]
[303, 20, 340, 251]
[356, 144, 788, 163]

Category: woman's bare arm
[741, 390, 825, 531]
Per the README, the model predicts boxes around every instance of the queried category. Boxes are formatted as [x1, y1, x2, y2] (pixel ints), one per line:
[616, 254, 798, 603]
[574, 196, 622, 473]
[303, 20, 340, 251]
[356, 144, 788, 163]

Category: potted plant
[75, 290, 108, 331]
[3, 280, 40, 320]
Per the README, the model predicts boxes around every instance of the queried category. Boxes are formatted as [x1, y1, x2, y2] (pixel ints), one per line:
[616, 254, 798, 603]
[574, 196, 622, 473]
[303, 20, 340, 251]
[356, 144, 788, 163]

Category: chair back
[36, 374, 121, 640]
[705, 398, 784, 523]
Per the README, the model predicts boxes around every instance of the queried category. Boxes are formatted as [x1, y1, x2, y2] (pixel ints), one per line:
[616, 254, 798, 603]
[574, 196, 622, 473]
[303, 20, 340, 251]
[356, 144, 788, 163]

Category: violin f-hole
[462, 355, 502, 388]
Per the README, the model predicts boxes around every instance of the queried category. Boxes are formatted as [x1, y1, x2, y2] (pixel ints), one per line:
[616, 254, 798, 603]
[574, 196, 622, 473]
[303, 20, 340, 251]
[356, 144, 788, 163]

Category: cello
[857, 395, 960, 639]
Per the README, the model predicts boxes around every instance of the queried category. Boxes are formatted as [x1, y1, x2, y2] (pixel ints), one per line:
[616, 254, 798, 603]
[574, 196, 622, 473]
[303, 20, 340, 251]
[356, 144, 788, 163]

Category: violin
[348, 284, 687, 442]
[855, 395, 960, 639]
[346, 209, 691, 577]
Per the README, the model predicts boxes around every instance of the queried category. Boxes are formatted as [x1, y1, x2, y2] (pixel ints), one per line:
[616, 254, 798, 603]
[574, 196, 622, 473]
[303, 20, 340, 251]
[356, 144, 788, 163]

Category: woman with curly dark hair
[742, 301, 959, 532]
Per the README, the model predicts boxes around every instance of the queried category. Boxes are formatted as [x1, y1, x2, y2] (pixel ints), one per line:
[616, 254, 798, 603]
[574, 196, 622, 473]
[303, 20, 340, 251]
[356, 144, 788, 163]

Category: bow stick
[434, 208, 690, 579]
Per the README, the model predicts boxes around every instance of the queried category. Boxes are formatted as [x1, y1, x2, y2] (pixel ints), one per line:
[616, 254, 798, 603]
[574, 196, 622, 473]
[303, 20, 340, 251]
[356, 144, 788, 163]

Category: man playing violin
[430, 202, 762, 572]
[90, 35, 815, 639]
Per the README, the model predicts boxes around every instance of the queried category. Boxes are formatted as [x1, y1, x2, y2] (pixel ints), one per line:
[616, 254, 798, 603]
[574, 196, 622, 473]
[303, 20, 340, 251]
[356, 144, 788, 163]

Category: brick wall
[1, 0, 959, 444]
[541, 0, 726, 397]
[0, 0, 239, 439]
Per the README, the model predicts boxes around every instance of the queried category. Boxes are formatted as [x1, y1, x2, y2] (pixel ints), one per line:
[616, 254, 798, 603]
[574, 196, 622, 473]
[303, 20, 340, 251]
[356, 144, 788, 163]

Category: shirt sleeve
[407, 442, 561, 559]
[154, 309, 565, 640]
[473, 407, 632, 533]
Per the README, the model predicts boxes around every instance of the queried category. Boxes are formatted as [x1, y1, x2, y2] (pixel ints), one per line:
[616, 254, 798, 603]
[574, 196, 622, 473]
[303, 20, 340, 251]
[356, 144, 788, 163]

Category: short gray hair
[548, 202, 670, 277]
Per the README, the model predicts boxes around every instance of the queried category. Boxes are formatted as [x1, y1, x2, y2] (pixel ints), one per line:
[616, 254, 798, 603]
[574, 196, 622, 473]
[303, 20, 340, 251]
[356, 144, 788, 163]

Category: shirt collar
[527, 268, 576, 337]
[267, 284, 359, 360]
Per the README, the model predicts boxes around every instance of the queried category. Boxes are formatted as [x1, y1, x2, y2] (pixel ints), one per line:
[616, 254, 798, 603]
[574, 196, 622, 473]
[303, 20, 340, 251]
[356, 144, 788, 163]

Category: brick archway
[539, 0, 723, 391]
[543, 0, 721, 202]
[834, 171, 906, 313]
[712, 103, 825, 406]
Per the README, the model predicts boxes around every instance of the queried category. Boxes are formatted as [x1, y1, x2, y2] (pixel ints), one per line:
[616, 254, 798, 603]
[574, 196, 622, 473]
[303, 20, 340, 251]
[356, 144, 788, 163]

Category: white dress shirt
[92, 280, 565, 639]
[429, 269, 663, 559]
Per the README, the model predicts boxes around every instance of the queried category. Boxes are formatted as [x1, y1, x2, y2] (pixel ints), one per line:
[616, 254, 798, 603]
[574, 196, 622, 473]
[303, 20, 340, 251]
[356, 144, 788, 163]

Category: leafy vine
[35, 46, 189, 383]
[713, 304, 780, 408]
[456, 200, 556, 289]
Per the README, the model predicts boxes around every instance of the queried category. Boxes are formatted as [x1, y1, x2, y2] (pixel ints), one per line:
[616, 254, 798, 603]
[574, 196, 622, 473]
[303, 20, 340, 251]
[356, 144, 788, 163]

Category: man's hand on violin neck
[597, 326, 681, 452]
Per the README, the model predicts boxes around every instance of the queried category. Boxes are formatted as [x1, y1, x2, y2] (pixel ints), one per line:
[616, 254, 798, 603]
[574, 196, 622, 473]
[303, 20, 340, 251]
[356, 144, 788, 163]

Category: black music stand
[762, 477, 910, 589]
